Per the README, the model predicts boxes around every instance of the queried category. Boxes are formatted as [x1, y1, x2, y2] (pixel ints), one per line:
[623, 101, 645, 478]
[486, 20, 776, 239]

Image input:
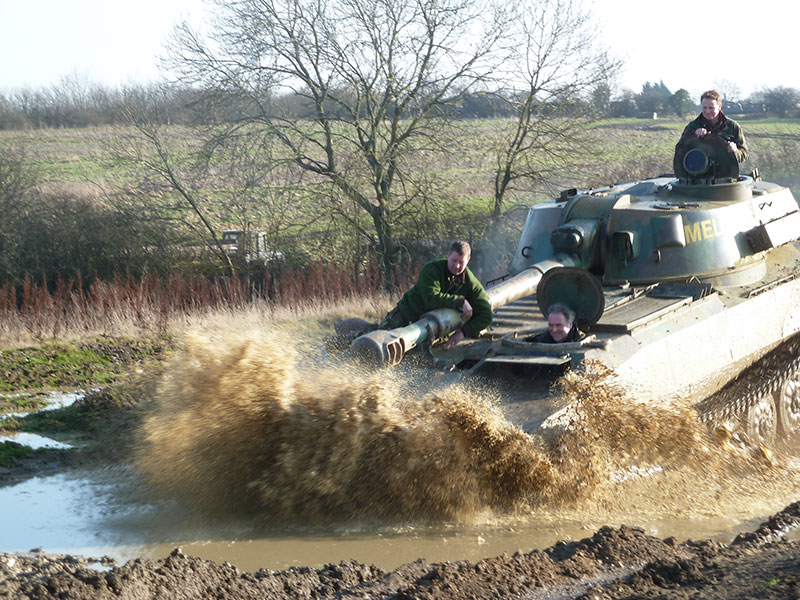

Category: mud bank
[3, 501, 800, 600]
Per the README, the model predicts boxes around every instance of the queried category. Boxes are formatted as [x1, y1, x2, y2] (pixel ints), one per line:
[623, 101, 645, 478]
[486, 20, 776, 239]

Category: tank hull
[452, 242, 800, 396]
[574, 243, 800, 403]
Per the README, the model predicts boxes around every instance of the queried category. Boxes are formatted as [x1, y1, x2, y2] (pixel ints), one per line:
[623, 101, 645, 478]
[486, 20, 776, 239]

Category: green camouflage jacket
[397, 257, 492, 338]
[679, 112, 748, 163]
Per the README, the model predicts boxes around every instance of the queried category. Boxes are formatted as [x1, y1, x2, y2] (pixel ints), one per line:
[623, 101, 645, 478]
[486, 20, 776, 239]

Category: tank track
[695, 333, 800, 440]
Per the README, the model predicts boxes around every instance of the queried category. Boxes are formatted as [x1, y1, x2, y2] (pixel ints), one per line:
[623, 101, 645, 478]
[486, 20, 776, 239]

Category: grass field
[3, 117, 797, 199]
[2, 117, 797, 264]
[0, 116, 798, 346]
[2, 114, 798, 280]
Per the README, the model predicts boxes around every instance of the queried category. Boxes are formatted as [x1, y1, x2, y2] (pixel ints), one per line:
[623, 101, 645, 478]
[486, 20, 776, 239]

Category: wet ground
[3, 504, 800, 599]
[2, 328, 800, 598]
[5, 462, 786, 574]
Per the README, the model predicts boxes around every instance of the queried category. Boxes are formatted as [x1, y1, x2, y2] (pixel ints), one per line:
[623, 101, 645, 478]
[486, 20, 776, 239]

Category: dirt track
[3, 502, 799, 600]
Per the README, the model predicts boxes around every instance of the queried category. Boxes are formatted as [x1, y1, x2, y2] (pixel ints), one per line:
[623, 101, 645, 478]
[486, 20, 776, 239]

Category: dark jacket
[678, 111, 748, 163]
[537, 326, 580, 344]
[396, 258, 492, 338]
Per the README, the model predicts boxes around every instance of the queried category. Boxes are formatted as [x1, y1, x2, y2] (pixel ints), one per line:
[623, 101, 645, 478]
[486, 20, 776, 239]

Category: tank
[351, 138, 800, 447]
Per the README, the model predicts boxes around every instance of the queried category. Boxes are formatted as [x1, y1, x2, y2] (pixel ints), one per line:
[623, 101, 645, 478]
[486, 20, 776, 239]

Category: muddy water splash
[136, 329, 553, 522]
[137, 330, 795, 525]
[545, 363, 799, 524]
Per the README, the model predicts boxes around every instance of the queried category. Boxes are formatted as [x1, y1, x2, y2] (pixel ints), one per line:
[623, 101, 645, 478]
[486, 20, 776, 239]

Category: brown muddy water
[3, 329, 800, 572]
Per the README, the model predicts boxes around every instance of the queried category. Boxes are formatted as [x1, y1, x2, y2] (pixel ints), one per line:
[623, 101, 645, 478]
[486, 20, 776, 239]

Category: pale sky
[593, 0, 800, 100]
[0, 0, 203, 91]
[1, 0, 798, 99]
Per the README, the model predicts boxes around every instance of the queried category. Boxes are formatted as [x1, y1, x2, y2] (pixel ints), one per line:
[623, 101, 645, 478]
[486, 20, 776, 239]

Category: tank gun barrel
[485, 258, 566, 308]
[351, 257, 572, 366]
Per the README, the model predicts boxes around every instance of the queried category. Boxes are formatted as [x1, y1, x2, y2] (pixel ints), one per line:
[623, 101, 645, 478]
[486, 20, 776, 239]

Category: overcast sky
[1, 0, 798, 99]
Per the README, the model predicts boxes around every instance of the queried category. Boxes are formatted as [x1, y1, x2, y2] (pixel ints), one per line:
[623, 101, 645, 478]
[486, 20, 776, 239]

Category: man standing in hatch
[676, 89, 748, 165]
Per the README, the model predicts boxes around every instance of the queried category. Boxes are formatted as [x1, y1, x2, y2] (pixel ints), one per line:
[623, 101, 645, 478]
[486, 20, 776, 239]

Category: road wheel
[777, 364, 800, 441]
[743, 392, 777, 447]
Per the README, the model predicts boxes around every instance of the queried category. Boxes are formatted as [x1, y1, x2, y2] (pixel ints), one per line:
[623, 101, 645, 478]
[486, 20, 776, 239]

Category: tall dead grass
[0, 261, 415, 347]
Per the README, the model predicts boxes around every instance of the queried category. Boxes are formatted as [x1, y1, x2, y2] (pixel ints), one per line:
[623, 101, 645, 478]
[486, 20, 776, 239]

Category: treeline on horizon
[2, 78, 800, 131]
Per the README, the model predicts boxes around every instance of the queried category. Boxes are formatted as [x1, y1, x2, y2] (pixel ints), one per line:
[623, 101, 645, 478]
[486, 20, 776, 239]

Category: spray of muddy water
[135, 328, 552, 522]
[136, 328, 799, 526]
[546, 365, 800, 526]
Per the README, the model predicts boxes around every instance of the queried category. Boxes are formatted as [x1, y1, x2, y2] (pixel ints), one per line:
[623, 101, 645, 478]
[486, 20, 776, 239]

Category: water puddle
[0, 432, 72, 449]
[1, 390, 83, 420]
[1, 390, 83, 449]
[0, 473, 124, 556]
[0, 462, 793, 572]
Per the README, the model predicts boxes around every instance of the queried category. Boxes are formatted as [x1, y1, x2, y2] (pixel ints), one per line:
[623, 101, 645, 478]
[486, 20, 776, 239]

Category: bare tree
[112, 107, 235, 273]
[713, 80, 743, 104]
[110, 85, 332, 275]
[491, 0, 619, 219]
[164, 0, 509, 275]
[0, 147, 39, 281]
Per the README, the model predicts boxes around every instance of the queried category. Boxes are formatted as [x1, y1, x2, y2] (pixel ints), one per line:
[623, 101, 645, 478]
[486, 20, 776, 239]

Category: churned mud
[3, 325, 800, 598]
[2, 502, 800, 599]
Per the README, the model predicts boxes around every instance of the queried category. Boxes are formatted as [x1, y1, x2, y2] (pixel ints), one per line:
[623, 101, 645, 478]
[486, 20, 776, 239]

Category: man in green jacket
[380, 240, 492, 349]
[676, 89, 748, 164]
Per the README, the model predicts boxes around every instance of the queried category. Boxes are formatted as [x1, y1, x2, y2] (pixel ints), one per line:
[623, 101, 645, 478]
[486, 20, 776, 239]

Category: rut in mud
[135, 325, 800, 528]
[4, 501, 800, 600]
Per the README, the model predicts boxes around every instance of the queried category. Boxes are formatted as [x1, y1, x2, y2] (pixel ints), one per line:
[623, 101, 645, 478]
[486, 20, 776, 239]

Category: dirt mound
[3, 502, 800, 600]
[0, 550, 383, 599]
[580, 541, 800, 600]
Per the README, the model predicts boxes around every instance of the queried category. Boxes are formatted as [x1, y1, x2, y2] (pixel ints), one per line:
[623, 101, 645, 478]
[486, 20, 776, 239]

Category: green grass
[0, 337, 169, 393]
[7, 400, 91, 435]
[2, 116, 799, 233]
[0, 441, 35, 467]
[0, 345, 110, 392]
[0, 393, 51, 413]
[0, 127, 128, 184]
[0, 440, 70, 472]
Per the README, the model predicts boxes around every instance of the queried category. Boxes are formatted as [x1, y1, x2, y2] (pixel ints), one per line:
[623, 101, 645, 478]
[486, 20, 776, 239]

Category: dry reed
[0, 260, 415, 347]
